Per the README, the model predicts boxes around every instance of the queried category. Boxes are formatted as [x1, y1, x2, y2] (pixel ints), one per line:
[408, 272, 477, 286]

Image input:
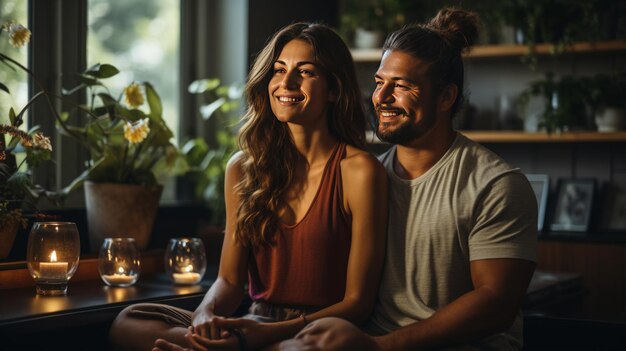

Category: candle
[102, 266, 137, 285]
[172, 272, 201, 284]
[39, 250, 68, 280]
[102, 273, 136, 285]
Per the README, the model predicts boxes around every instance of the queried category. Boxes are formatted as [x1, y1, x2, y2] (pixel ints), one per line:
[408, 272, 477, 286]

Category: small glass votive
[165, 238, 206, 285]
[98, 238, 140, 287]
[26, 222, 81, 296]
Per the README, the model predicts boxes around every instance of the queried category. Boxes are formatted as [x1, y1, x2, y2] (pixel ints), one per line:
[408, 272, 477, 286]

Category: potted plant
[338, 0, 425, 49]
[58, 65, 189, 251]
[499, 0, 602, 69]
[519, 73, 590, 133]
[1, 22, 189, 252]
[0, 22, 54, 259]
[183, 78, 242, 227]
[586, 72, 626, 132]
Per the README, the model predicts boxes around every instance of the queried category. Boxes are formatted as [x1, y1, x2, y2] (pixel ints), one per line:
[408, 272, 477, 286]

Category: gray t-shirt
[367, 133, 538, 350]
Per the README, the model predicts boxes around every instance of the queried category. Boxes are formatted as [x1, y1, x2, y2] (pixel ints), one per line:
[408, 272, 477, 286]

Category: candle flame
[184, 265, 193, 273]
[118, 266, 125, 274]
[50, 250, 58, 262]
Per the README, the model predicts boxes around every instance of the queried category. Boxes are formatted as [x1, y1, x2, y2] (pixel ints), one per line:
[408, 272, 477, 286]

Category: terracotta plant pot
[0, 219, 19, 260]
[84, 181, 163, 252]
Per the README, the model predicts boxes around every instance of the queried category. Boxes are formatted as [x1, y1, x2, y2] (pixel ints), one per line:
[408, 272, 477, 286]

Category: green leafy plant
[585, 72, 626, 110]
[1, 21, 188, 205]
[519, 73, 590, 133]
[183, 78, 242, 225]
[1, 22, 54, 227]
[59, 64, 189, 194]
[499, 0, 604, 68]
[338, 0, 427, 44]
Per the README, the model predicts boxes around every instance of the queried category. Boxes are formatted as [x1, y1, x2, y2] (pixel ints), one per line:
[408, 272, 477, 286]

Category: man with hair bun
[280, 7, 538, 350]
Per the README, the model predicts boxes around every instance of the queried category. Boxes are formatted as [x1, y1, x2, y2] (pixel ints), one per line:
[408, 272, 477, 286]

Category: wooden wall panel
[537, 241, 626, 320]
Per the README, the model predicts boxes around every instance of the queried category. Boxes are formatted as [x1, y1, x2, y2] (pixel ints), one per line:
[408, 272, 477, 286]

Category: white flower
[32, 132, 52, 151]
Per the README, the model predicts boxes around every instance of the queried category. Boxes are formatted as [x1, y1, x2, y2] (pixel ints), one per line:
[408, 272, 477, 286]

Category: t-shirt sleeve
[468, 171, 538, 262]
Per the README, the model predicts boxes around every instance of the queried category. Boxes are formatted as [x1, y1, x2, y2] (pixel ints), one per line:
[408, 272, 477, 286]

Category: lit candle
[39, 250, 68, 280]
[172, 265, 201, 284]
[102, 266, 136, 285]
[172, 272, 201, 284]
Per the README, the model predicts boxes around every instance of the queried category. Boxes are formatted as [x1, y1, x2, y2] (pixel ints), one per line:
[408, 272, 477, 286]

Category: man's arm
[374, 257, 535, 351]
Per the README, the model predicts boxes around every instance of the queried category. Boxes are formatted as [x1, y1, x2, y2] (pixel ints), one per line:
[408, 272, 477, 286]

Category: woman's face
[268, 39, 334, 126]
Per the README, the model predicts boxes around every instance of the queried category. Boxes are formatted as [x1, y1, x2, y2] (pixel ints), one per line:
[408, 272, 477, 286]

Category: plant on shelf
[519, 73, 590, 134]
[338, 0, 426, 49]
[499, 0, 603, 68]
[183, 78, 243, 226]
[0, 22, 54, 259]
[585, 72, 626, 131]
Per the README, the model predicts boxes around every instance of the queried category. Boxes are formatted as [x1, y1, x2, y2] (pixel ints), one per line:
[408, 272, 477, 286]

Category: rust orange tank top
[248, 142, 352, 308]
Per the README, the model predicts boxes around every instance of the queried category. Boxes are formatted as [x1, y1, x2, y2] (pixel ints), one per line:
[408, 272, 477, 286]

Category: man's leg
[109, 303, 193, 351]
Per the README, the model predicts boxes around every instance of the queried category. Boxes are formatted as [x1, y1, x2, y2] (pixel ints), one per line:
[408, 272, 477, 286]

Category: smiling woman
[109, 22, 388, 351]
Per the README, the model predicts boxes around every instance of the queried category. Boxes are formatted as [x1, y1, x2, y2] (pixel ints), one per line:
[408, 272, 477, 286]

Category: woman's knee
[109, 303, 155, 350]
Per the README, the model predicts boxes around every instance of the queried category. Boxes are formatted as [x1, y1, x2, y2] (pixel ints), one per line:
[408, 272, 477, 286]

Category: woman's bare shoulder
[342, 145, 386, 178]
[226, 151, 246, 179]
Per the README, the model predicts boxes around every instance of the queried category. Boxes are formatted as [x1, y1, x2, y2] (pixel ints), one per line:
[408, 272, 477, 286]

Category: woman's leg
[109, 303, 193, 351]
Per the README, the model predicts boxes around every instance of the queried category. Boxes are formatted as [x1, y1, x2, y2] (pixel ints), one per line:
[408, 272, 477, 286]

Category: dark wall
[247, 0, 339, 63]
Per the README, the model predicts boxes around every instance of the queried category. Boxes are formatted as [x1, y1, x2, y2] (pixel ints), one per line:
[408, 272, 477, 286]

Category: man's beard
[375, 118, 420, 145]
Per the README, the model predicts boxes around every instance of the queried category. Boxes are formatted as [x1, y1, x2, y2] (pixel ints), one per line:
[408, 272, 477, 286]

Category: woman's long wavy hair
[235, 22, 366, 248]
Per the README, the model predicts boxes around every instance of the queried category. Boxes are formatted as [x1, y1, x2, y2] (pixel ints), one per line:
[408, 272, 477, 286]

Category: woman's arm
[191, 152, 250, 339]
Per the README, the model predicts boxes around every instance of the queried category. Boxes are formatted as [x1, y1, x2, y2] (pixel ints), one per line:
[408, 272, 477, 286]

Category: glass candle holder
[26, 222, 81, 296]
[98, 238, 140, 287]
[164, 238, 206, 285]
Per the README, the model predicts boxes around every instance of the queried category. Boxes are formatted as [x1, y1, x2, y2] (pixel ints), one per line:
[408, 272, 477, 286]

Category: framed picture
[550, 179, 596, 232]
[598, 182, 626, 231]
[526, 174, 550, 232]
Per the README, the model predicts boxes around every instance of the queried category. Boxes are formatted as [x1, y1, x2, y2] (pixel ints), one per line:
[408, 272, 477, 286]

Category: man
[277, 7, 538, 351]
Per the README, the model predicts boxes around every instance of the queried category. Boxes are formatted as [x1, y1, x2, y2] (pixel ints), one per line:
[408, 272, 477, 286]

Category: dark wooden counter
[0, 269, 216, 350]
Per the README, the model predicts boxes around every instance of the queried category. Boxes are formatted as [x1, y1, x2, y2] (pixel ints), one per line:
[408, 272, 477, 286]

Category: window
[0, 0, 28, 130]
[88, 0, 180, 141]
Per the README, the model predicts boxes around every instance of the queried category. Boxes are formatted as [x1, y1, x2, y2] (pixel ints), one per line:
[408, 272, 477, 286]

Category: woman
[109, 22, 387, 351]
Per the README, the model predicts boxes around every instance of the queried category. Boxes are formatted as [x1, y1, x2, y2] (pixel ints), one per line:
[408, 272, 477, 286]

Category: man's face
[372, 50, 438, 145]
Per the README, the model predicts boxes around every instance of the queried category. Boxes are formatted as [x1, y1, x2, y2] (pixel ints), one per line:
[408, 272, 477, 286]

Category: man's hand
[284, 317, 380, 351]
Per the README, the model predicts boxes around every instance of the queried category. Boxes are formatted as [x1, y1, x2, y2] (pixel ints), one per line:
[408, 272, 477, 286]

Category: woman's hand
[185, 317, 280, 350]
[191, 303, 231, 340]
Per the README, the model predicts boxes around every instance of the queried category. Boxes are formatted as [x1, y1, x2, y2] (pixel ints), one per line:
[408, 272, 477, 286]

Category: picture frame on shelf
[525, 174, 550, 232]
[550, 179, 596, 233]
[598, 182, 626, 232]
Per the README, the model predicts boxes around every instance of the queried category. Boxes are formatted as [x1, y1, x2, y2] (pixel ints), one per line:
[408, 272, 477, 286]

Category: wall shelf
[351, 40, 626, 62]
[461, 131, 626, 143]
[366, 130, 626, 144]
